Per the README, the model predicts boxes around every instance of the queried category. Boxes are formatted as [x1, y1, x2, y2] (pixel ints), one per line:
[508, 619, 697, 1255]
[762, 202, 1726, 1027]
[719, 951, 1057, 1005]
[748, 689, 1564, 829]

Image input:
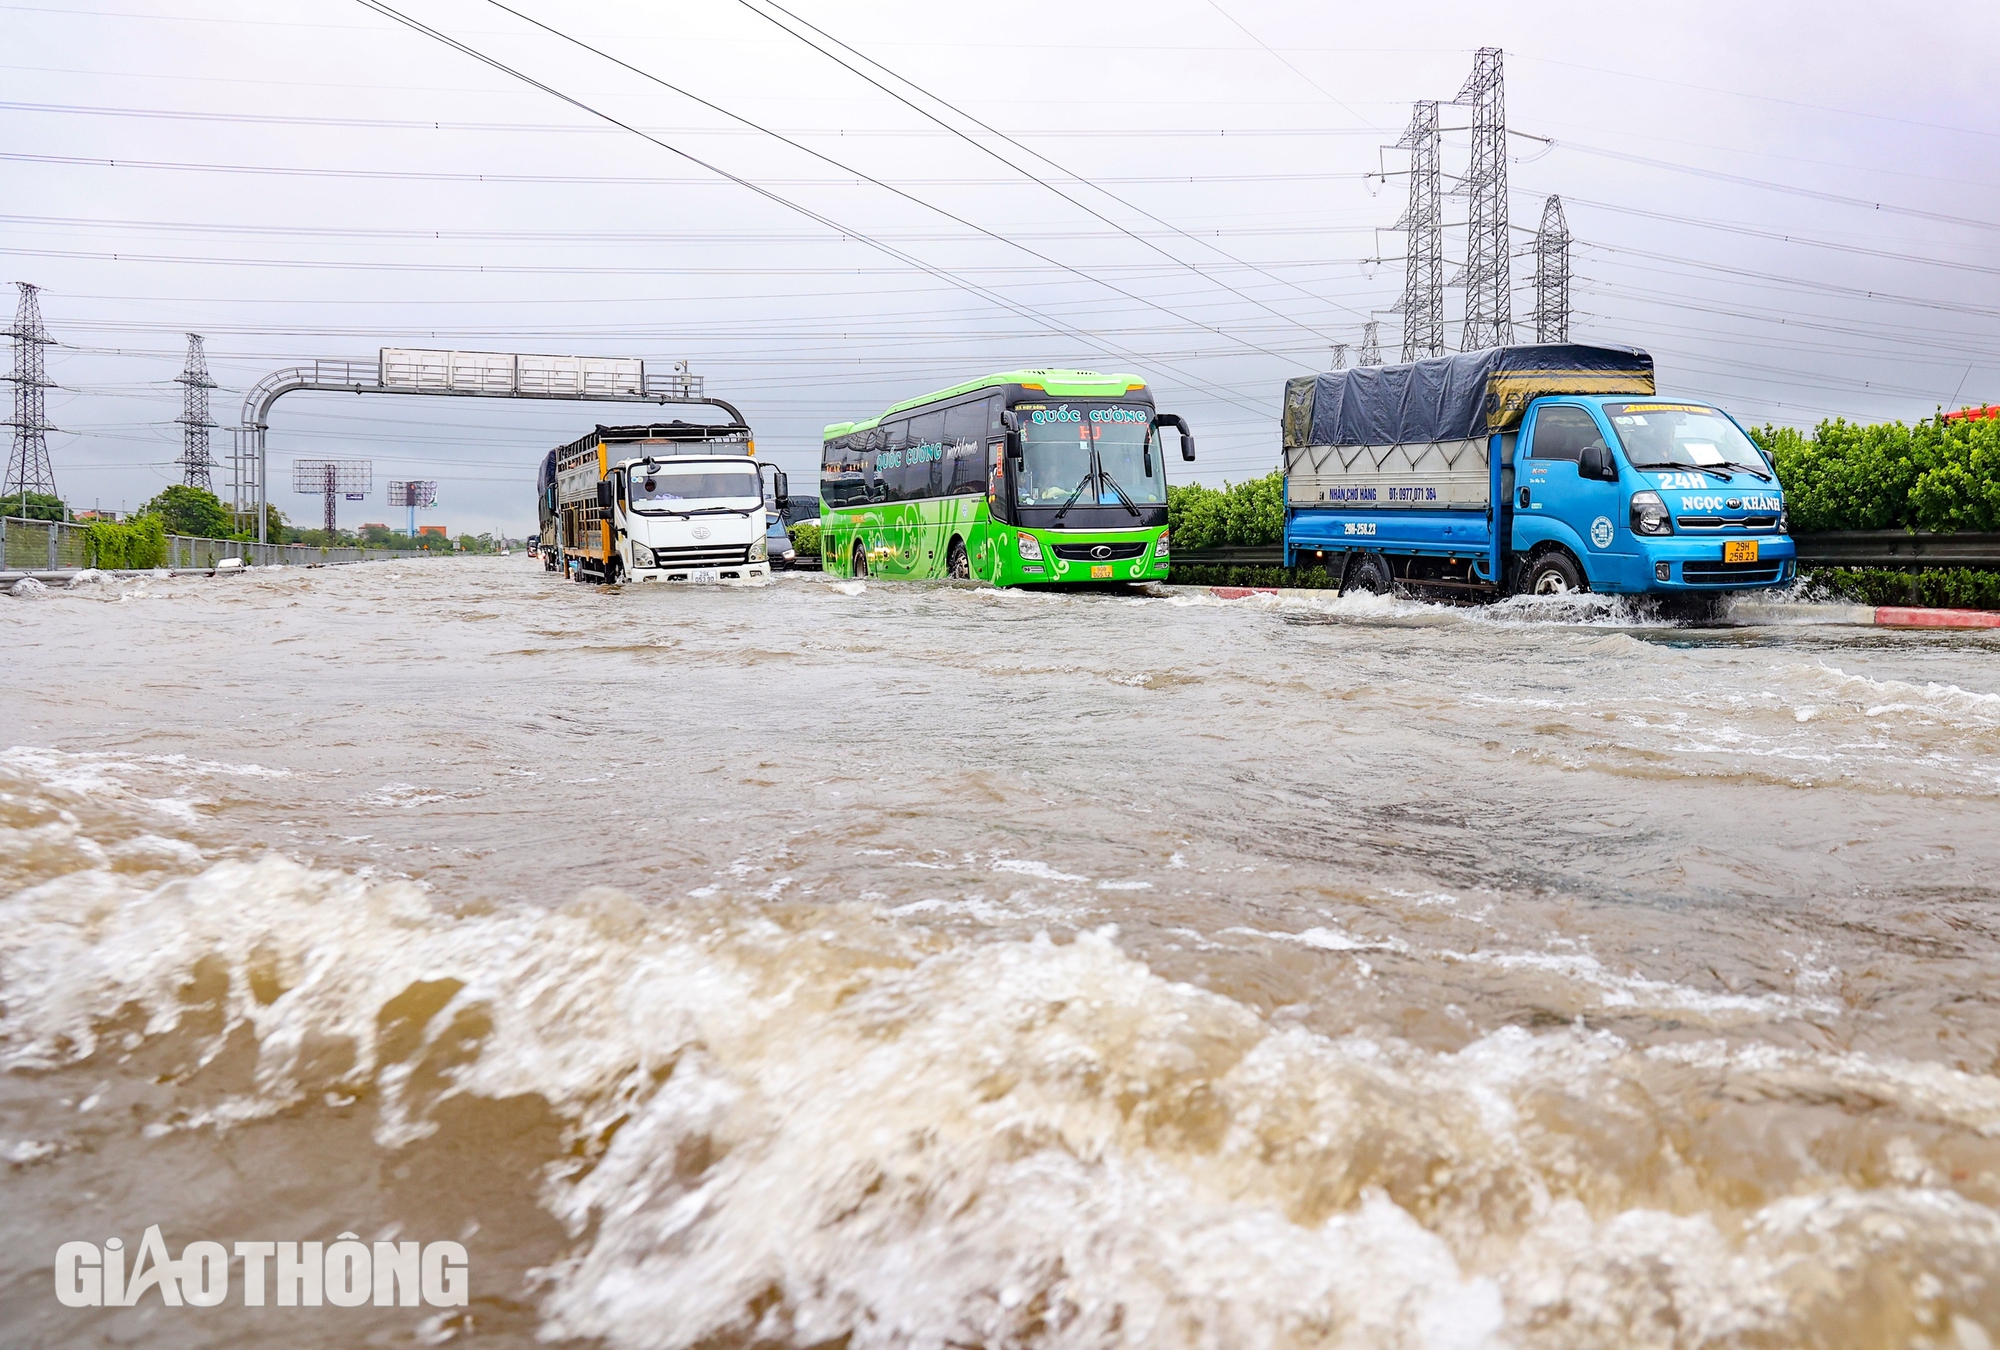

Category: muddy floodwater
[4, 558, 2000, 1349]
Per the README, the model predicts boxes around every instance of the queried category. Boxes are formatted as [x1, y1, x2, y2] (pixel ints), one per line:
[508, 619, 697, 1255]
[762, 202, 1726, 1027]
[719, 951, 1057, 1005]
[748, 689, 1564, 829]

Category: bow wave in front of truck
[1280, 344, 1796, 606]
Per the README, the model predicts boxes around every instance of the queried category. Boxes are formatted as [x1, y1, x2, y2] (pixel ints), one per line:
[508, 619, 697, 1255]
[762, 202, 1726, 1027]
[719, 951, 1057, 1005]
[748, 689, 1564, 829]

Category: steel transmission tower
[1329, 343, 1348, 370]
[175, 333, 217, 490]
[4, 282, 60, 504]
[1394, 101, 1445, 361]
[1359, 320, 1384, 367]
[1454, 48, 1512, 350]
[1532, 196, 1572, 343]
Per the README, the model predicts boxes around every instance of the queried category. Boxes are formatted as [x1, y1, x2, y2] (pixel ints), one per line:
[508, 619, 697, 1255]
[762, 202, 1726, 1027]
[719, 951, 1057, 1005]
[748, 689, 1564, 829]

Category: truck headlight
[1629, 490, 1672, 536]
[631, 543, 654, 568]
[1017, 533, 1043, 561]
[749, 534, 768, 562]
[1778, 504, 1789, 534]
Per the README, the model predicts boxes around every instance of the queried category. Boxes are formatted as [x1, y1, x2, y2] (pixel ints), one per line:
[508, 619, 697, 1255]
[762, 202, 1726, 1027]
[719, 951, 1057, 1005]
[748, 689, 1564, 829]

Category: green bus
[819, 369, 1195, 585]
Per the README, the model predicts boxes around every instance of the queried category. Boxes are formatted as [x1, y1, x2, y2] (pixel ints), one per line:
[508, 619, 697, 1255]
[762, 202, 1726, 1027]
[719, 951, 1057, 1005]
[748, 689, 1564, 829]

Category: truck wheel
[851, 541, 869, 578]
[1345, 553, 1394, 595]
[1525, 552, 1586, 595]
[946, 537, 970, 580]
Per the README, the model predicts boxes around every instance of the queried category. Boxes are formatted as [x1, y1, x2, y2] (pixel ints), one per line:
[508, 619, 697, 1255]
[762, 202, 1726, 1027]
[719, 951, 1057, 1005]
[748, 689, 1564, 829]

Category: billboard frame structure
[387, 478, 438, 538]
[233, 349, 739, 543]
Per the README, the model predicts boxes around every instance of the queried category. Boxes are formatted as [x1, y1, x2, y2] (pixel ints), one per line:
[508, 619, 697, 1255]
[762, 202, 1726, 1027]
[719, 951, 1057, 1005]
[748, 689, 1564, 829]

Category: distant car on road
[765, 512, 798, 569]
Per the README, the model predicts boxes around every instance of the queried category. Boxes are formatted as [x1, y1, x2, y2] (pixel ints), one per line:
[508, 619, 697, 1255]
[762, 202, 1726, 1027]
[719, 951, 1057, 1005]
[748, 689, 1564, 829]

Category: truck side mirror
[771, 468, 789, 509]
[596, 479, 616, 510]
[1579, 444, 1616, 481]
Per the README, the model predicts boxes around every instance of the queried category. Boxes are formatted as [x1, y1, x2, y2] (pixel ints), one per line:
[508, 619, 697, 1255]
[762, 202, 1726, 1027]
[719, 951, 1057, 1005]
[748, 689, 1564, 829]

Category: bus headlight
[1017, 533, 1043, 561]
[1154, 529, 1170, 557]
[1629, 490, 1672, 536]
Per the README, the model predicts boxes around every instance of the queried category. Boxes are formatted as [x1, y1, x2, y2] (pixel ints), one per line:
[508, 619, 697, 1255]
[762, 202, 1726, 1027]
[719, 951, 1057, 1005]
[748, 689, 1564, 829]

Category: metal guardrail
[0, 516, 428, 572]
[1172, 533, 2000, 571]
[1791, 531, 2000, 567]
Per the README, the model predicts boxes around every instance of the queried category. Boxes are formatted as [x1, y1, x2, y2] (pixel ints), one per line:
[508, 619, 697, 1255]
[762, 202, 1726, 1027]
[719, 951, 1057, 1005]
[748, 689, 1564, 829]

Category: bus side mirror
[1157, 413, 1196, 462]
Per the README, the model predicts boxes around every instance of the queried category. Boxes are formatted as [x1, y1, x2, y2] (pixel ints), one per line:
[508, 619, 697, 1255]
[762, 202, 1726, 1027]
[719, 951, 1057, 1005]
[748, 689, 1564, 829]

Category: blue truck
[1280, 344, 1796, 604]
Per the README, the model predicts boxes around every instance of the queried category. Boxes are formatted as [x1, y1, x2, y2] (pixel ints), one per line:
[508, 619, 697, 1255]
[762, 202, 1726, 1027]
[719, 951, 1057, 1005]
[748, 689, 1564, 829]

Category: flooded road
[5, 557, 2000, 1349]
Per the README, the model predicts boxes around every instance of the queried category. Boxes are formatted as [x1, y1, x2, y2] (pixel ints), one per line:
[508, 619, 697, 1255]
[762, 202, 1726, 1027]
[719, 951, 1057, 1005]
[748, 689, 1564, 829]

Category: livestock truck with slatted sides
[537, 408, 789, 585]
[1280, 344, 1797, 606]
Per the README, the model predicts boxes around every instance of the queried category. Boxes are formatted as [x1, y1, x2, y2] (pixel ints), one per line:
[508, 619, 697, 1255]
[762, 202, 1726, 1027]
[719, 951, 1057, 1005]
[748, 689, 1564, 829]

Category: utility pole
[175, 333, 216, 490]
[1394, 100, 1445, 361]
[1359, 320, 1384, 367]
[4, 282, 60, 508]
[1454, 48, 1512, 351]
[1532, 196, 1572, 343]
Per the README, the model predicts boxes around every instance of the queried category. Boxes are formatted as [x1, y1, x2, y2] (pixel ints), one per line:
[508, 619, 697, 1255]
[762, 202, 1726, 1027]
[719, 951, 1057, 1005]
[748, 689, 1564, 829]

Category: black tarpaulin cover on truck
[1281, 344, 1654, 449]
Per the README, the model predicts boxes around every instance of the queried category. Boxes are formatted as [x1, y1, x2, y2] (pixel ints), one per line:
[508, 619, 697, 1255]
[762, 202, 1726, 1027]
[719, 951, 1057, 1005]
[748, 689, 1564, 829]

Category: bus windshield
[1014, 404, 1167, 508]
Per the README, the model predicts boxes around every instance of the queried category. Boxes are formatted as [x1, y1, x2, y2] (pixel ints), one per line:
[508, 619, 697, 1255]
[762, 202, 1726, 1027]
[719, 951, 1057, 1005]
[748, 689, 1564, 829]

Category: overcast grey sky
[6, 0, 1999, 535]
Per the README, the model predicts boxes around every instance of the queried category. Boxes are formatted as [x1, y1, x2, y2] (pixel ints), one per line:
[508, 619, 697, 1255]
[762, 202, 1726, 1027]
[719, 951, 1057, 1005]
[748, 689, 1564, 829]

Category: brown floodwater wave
[4, 560, 2000, 1348]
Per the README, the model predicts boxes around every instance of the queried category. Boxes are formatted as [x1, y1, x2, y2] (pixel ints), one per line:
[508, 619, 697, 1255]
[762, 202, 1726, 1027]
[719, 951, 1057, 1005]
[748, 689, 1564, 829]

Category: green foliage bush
[83, 515, 167, 570]
[1801, 565, 2000, 610]
[1, 491, 67, 521]
[143, 484, 233, 538]
[1166, 561, 1336, 589]
[1754, 414, 2000, 534]
[788, 521, 821, 557]
[1166, 470, 1285, 549]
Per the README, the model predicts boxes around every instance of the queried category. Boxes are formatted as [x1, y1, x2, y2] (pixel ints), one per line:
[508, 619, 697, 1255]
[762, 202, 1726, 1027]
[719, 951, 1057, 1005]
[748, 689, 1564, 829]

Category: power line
[727, 0, 1361, 336]
[350, 0, 1279, 415]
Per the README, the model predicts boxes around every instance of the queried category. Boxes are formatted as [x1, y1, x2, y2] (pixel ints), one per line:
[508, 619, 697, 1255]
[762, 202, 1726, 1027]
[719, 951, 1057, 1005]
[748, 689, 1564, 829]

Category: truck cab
[1511, 396, 1794, 595]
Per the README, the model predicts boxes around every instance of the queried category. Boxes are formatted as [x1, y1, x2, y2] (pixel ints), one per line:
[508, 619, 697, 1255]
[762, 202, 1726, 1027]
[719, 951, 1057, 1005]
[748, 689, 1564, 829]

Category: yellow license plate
[1090, 564, 1113, 579]
[1724, 541, 1759, 563]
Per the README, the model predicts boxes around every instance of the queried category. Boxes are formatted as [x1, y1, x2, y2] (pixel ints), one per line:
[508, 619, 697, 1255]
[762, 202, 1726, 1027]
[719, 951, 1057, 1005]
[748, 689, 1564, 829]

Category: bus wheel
[946, 537, 970, 580]
[851, 541, 869, 578]
[1345, 553, 1394, 595]
[1525, 551, 1586, 595]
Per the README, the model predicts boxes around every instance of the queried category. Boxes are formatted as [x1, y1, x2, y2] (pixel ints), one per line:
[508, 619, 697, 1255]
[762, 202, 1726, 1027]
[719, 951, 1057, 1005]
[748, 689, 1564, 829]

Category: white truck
[539, 415, 789, 584]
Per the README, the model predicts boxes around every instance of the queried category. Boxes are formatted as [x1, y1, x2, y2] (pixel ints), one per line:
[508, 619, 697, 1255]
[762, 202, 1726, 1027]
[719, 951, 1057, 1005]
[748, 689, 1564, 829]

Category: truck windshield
[1013, 404, 1166, 507]
[1603, 402, 1773, 479]
[629, 468, 760, 512]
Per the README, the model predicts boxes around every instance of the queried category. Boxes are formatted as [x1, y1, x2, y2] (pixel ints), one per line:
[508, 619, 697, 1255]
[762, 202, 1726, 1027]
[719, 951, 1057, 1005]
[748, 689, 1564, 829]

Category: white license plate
[689, 568, 720, 583]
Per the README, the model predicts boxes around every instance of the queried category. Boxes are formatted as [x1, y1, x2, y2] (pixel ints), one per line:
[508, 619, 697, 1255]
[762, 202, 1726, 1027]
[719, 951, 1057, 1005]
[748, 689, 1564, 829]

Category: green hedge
[788, 521, 821, 557]
[1166, 562, 1336, 589]
[1752, 414, 2000, 534]
[83, 516, 167, 570]
[1801, 566, 2000, 610]
[1166, 471, 1284, 549]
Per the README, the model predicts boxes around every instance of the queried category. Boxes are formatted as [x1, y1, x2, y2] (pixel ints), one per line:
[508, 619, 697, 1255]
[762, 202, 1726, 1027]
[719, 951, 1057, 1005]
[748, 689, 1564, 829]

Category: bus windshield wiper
[1629, 460, 1733, 482]
[1099, 470, 1142, 517]
[1051, 467, 1096, 522]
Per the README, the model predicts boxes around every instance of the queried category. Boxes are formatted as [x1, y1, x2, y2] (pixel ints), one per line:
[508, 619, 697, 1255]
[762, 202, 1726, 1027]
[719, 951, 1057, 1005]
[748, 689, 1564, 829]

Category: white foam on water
[5, 802, 2000, 1347]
